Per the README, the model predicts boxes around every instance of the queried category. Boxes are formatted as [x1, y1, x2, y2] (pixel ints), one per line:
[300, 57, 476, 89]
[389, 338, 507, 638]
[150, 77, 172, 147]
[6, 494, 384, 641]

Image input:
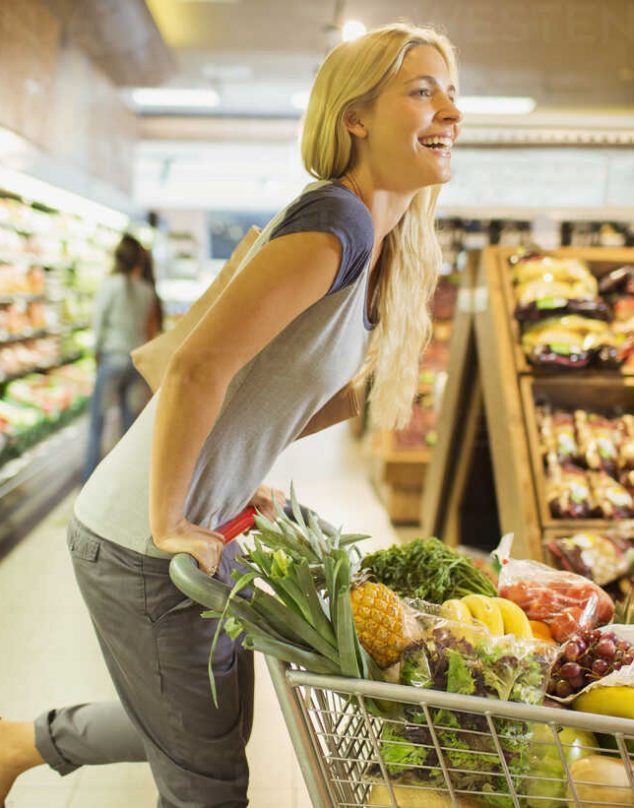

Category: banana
[461, 594, 504, 636]
[573, 686, 634, 720]
[440, 599, 473, 624]
[493, 597, 533, 639]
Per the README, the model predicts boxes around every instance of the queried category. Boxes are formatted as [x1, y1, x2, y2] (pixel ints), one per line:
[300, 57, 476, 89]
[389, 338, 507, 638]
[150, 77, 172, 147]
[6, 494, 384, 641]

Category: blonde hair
[302, 23, 458, 429]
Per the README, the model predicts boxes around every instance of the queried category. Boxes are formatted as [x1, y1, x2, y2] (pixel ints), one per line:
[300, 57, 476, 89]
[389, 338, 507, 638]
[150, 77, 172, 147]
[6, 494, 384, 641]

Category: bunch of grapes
[548, 628, 634, 699]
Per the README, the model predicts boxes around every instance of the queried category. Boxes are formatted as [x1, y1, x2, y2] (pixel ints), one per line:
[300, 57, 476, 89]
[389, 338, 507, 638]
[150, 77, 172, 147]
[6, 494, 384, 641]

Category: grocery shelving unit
[421, 245, 634, 561]
[0, 191, 128, 554]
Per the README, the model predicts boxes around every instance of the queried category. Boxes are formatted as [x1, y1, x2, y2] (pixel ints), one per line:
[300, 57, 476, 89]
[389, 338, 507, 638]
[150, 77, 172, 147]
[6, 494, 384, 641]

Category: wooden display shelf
[492, 246, 634, 377]
[520, 374, 634, 534]
[371, 429, 432, 467]
[369, 430, 431, 525]
[421, 245, 634, 562]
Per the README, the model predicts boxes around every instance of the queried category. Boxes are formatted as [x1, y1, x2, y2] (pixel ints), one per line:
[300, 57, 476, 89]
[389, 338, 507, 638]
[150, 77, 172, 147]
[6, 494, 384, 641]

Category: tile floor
[1, 423, 405, 807]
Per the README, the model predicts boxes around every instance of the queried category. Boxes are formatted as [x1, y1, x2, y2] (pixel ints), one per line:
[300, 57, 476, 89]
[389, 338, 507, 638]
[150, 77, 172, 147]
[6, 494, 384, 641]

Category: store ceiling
[143, 0, 634, 114]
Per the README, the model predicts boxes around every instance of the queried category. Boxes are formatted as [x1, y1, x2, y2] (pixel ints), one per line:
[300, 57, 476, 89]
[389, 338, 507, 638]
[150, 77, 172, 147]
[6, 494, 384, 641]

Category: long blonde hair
[302, 23, 458, 429]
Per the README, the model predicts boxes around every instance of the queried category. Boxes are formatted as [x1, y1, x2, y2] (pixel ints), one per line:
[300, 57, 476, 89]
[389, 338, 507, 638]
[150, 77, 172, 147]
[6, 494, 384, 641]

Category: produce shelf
[421, 245, 634, 560]
[0, 414, 87, 559]
[0, 294, 47, 305]
[0, 352, 84, 385]
[497, 247, 634, 377]
[0, 329, 50, 346]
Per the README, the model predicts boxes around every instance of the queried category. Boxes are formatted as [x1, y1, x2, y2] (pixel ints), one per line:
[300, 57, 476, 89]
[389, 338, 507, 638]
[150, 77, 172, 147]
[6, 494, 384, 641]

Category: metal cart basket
[265, 657, 634, 808]
[169, 509, 634, 808]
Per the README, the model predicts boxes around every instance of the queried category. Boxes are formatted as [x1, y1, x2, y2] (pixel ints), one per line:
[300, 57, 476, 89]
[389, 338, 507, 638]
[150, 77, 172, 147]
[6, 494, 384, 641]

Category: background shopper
[0, 23, 461, 808]
[83, 234, 159, 481]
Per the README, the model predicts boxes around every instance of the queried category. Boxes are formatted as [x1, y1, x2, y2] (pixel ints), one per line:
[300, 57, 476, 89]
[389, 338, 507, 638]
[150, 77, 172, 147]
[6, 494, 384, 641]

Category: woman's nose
[439, 99, 463, 125]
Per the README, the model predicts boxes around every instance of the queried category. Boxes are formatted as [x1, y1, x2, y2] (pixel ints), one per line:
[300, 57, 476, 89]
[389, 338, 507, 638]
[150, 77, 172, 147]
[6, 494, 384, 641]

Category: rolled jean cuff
[34, 710, 79, 776]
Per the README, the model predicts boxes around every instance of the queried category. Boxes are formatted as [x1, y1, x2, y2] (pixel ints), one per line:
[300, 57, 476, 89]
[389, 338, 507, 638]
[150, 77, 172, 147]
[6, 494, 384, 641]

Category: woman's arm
[149, 231, 342, 572]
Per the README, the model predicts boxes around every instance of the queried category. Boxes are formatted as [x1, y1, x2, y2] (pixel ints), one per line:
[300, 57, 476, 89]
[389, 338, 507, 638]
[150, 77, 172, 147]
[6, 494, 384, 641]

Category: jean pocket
[67, 520, 100, 562]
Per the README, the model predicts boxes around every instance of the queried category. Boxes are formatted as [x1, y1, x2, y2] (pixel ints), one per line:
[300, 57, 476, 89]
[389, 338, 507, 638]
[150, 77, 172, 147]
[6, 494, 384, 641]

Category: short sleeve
[269, 183, 374, 295]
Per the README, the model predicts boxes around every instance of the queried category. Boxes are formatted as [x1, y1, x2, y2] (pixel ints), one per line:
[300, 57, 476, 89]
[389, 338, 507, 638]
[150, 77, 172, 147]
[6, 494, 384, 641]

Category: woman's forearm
[149, 359, 228, 544]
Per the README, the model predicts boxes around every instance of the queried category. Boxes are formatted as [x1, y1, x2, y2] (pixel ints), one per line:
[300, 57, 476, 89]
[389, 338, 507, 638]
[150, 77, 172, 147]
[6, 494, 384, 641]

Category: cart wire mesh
[266, 660, 634, 808]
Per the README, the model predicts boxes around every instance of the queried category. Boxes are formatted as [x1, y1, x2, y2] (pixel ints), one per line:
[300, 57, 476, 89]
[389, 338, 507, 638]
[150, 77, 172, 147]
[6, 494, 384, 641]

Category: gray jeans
[35, 516, 254, 808]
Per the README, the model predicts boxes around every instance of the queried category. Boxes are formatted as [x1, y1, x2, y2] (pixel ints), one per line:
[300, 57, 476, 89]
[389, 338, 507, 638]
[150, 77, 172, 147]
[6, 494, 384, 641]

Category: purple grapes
[548, 628, 634, 698]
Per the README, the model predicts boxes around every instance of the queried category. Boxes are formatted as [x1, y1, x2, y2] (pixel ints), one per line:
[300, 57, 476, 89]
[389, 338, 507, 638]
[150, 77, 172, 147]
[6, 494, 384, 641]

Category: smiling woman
[303, 24, 462, 429]
[0, 22, 462, 808]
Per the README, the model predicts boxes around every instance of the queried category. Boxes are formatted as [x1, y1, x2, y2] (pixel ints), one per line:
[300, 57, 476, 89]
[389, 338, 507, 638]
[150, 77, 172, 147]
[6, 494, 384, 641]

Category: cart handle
[169, 501, 335, 606]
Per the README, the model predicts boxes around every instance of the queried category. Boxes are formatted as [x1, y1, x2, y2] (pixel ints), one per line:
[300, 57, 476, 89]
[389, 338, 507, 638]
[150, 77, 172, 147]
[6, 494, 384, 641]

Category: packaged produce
[537, 408, 577, 463]
[511, 256, 605, 323]
[360, 537, 497, 604]
[588, 470, 634, 518]
[566, 756, 634, 807]
[526, 724, 598, 808]
[546, 532, 634, 586]
[598, 265, 634, 296]
[498, 558, 614, 642]
[574, 410, 619, 474]
[548, 628, 634, 699]
[545, 460, 593, 519]
[522, 315, 622, 371]
[618, 414, 634, 470]
[377, 615, 557, 808]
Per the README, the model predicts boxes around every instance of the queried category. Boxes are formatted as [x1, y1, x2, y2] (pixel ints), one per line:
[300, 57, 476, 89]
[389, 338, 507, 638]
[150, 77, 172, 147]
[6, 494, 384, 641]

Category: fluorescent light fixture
[342, 20, 367, 41]
[130, 88, 220, 110]
[458, 96, 536, 115]
[291, 90, 310, 111]
[0, 166, 129, 230]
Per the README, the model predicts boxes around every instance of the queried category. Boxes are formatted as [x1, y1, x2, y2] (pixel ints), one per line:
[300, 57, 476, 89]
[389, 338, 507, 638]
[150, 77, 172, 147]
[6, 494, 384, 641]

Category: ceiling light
[291, 90, 310, 111]
[458, 96, 536, 115]
[130, 88, 220, 110]
[342, 20, 366, 42]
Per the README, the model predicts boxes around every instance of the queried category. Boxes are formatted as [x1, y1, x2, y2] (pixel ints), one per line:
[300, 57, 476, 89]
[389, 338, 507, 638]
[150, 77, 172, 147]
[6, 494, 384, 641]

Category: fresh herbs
[361, 537, 497, 603]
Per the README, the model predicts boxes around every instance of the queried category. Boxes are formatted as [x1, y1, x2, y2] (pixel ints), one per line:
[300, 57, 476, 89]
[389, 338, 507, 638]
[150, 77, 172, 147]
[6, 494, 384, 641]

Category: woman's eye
[413, 87, 432, 97]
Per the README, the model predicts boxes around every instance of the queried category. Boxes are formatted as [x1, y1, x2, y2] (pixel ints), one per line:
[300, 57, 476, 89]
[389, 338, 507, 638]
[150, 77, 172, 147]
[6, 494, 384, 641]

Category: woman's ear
[343, 107, 368, 139]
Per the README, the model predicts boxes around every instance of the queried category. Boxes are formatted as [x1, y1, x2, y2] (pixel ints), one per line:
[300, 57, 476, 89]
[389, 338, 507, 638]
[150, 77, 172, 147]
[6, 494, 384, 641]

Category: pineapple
[350, 580, 411, 668]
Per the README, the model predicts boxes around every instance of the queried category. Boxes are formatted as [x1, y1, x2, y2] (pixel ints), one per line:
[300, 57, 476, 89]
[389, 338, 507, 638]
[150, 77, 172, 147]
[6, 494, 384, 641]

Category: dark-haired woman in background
[83, 234, 159, 481]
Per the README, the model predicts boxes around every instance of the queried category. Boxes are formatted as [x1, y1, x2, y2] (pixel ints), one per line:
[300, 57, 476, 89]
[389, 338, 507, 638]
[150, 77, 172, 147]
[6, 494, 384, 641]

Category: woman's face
[353, 44, 462, 193]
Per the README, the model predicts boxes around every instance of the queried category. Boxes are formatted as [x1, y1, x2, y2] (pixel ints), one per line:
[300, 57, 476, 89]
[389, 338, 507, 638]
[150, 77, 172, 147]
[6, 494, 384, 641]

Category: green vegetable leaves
[361, 537, 497, 603]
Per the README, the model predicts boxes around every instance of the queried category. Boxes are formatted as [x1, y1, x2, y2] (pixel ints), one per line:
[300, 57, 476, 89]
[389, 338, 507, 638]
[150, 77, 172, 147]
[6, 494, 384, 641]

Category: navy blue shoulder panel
[269, 183, 374, 295]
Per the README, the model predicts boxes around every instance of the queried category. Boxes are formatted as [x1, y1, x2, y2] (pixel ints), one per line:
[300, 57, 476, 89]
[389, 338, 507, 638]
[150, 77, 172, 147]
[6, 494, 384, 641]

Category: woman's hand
[248, 485, 286, 521]
[153, 519, 225, 576]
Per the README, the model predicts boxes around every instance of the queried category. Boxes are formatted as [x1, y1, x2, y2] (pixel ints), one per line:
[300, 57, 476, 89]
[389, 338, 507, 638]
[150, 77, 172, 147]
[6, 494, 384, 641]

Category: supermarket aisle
[1, 422, 400, 808]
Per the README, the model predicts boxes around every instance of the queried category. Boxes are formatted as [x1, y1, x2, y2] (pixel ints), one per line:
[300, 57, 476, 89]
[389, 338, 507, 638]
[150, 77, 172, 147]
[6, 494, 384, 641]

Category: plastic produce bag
[377, 612, 558, 808]
[546, 532, 634, 586]
[497, 557, 614, 643]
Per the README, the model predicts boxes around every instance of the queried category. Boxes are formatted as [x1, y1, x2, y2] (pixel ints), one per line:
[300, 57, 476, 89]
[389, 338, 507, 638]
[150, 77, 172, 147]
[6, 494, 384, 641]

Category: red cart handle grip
[216, 506, 257, 542]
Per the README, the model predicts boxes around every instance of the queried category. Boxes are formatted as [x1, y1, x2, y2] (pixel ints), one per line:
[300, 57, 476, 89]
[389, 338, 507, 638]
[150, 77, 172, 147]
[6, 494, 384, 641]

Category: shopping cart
[170, 508, 634, 808]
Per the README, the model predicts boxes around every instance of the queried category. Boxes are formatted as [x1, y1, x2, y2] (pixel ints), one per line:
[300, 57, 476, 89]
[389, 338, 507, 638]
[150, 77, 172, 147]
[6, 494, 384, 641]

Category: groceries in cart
[169, 489, 634, 807]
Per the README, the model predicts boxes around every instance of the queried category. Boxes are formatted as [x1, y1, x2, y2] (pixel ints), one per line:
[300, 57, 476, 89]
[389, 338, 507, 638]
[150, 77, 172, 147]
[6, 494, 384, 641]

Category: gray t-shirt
[93, 274, 156, 356]
[74, 181, 375, 557]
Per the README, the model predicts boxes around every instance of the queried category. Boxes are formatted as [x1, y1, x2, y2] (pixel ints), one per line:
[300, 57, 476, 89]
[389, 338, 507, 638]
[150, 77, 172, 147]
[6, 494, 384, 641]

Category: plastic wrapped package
[545, 458, 593, 519]
[376, 612, 557, 808]
[498, 557, 614, 642]
[546, 532, 634, 586]
[537, 407, 577, 463]
[588, 470, 634, 519]
[574, 410, 619, 474]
